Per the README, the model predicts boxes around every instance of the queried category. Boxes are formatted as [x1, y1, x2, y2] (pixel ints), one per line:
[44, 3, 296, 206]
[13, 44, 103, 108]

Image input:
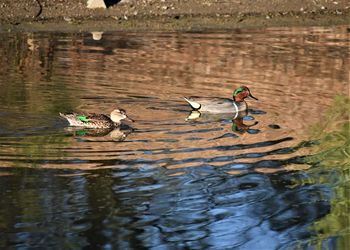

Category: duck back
[60, 113, 114, 129]
[185, 97, 247, 113]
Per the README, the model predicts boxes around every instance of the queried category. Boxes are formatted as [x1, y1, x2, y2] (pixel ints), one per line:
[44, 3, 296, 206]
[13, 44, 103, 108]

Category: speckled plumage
[60, 113, 115, 129]
[60, 109, 133, 129]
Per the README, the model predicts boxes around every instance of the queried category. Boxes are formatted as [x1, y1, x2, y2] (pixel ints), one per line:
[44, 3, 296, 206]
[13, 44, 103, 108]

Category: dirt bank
[0, 0, 349, 32]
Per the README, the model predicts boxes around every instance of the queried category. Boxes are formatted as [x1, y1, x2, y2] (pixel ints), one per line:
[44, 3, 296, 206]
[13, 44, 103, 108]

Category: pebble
[63, 16, 72, 22]
[336, 10, 342, 14]
[87, 0, 106, 9]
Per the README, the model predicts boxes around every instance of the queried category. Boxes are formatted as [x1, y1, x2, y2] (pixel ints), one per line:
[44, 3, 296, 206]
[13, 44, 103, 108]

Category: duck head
[233, 86, 258, 102]
[110, 109, 134, 123]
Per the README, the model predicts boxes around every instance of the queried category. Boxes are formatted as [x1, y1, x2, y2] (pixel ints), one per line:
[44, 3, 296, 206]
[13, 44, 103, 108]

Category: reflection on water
[65, 125, 133, 142]
[0, 26, 349, 249]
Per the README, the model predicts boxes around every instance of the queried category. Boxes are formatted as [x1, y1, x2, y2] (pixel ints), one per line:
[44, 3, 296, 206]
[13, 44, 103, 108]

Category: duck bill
[124, 116, 135, 122]
[249, 93, 258, 100]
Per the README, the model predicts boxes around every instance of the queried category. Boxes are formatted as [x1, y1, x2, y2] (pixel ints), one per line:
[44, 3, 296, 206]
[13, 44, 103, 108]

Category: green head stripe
[78, 115, 89, 123]
[233, 87, 244, 97]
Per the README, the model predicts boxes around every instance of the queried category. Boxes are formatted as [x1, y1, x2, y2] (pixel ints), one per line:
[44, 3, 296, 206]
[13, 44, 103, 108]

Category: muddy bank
[0, 0, 349, 32]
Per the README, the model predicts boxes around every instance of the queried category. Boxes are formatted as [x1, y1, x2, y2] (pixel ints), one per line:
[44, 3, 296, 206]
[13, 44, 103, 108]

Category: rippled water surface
[0, 26, 349, 249]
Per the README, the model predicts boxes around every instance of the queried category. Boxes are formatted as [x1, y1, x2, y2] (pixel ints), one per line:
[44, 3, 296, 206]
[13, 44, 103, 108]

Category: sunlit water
[0, 26, 349, 249]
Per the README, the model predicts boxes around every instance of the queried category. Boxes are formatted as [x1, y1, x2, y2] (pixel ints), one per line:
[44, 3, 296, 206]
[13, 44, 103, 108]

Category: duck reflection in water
[64, 125, 133, 142]
[231, 116, 259, 134]
[186, 109, 259, 134]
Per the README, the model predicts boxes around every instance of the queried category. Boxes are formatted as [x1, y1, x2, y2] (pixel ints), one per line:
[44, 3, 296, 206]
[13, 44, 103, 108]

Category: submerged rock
[91, 31, 103, 40]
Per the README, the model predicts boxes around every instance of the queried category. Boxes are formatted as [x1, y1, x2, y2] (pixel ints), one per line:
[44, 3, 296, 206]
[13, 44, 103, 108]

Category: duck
[184, 86, 258, 116]
[60, 108, 134, 129]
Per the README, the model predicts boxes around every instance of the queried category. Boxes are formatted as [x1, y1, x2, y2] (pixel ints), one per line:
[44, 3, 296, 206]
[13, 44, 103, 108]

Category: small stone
[63, 16, 72, 22]
[119, 0, 133, 4]
[336, 10, 342, 14]
[321, 6, 326, 10]
[333, 1, 338, 4]
[87, 0, 106, 9]
[162, 6, 168, 10]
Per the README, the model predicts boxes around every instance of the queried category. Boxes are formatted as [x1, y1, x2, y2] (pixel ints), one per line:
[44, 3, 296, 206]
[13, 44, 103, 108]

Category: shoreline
[0, 0, 349, 32]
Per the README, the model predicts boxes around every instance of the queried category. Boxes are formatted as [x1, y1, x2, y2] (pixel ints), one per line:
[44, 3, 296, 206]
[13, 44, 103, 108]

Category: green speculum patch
[77, 115, 89, 123]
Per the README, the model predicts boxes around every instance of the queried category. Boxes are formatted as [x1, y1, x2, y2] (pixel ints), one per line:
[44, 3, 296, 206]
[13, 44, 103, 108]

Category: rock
[118, 0, 135, 5]
[63, 16, 72, 22]
[87, 0, 106, 9]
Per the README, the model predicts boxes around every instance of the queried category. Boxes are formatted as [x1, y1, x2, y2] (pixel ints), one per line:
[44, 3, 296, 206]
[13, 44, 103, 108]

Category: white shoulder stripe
[233, 102, 239, 119]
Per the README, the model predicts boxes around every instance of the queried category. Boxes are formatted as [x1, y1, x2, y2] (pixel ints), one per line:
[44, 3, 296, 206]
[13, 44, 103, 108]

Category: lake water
[0, 26, 349, 249]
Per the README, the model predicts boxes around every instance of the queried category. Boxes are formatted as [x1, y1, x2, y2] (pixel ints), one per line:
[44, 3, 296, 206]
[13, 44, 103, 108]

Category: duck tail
[183, 97, 201, 110]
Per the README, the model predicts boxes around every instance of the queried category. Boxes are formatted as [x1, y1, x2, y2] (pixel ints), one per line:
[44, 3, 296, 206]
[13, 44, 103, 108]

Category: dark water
[0, 26, 349, 249]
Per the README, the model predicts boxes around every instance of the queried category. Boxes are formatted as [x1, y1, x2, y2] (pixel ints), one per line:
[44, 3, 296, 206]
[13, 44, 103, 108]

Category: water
[0, 26, 349, 249]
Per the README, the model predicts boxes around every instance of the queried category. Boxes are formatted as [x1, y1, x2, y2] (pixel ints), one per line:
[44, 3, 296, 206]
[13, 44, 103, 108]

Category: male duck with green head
[184, 86, 258, 114]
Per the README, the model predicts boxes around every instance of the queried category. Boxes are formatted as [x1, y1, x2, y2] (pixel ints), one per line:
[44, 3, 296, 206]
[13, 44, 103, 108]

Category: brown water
[0, 26, 349, 249]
